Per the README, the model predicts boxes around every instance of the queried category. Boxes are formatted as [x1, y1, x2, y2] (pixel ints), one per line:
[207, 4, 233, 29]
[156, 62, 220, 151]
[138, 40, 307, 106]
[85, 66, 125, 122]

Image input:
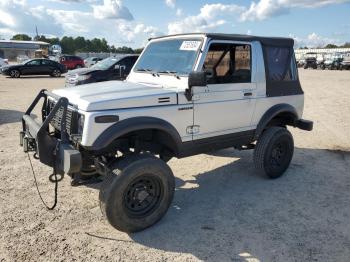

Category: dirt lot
[0, 70, 349, 262]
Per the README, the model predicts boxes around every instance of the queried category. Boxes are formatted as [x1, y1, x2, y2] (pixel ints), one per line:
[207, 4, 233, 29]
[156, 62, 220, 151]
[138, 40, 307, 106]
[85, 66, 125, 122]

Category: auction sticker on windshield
[180, 41, 201, 51]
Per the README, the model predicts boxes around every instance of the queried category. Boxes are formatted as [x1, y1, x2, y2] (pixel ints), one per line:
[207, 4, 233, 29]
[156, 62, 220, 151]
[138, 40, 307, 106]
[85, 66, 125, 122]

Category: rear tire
[254, 127, 294, 179]
[10, 70, 20, 78]
[99, 153, 175, 233]
[51, 69, 61, 77]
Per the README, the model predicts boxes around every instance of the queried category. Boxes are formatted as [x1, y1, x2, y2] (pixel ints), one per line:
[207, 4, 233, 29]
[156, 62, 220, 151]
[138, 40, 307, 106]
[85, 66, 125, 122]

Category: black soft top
[151, 33, 294, 47]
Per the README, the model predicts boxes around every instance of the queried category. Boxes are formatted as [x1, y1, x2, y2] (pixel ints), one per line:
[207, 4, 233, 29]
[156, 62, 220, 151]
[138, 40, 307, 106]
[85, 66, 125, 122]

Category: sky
[0, 0, 349, 48]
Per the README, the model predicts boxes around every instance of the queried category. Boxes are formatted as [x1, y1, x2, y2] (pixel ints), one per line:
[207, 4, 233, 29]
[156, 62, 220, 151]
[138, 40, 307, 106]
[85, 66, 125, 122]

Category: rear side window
[265, 46, 297, 81]
[263, 45, 302, 97]
[42, 60, 55, 66]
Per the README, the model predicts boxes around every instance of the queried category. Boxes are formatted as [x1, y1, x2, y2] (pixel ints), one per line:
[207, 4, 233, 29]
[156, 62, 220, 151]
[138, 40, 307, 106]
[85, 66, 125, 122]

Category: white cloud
[0, 0, 159, 47]
[46, 9, 92, 33]
[176, 8, 183, 16]
[0, 9, 15, 27]
[92, 0, 133, 20]
[240, 0, 350, 21]
[290, 32, 344, 47]
[168, 3, 243, 34]
[118, 23, 162, 42]
[165, 0, 176, 9]
[0, 0, 64, 37]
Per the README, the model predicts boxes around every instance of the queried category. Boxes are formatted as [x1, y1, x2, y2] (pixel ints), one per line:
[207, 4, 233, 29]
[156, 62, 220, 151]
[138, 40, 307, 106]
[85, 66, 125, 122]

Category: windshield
[91, 57, 119, 70]
[134, 39, 202, 75]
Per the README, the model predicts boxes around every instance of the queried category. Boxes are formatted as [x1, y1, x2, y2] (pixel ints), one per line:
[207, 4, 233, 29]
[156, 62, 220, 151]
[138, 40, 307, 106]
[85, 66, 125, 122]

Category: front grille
[47, 100, 79, 135]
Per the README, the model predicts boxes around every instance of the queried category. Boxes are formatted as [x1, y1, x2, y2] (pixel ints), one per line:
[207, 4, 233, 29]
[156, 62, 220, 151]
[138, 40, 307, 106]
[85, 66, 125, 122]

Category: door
[63, 56, 73, 69]
[109, 58, 127, 80]
[41, 59, 55, 74]
[21, 59, 42, 75]
[192, 42, 256, 141]
[123, 56, 138, 75]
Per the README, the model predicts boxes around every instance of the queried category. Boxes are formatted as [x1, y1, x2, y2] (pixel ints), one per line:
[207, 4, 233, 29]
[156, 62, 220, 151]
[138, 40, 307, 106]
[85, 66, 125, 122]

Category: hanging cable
[27, 152, 58, 210]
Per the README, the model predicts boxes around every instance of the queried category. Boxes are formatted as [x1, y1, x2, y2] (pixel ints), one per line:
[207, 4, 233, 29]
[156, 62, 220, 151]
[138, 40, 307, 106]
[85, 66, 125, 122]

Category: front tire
[99, 154, 175, 233]
[254, 127, 294, 179]
[10, 69, 20, 78]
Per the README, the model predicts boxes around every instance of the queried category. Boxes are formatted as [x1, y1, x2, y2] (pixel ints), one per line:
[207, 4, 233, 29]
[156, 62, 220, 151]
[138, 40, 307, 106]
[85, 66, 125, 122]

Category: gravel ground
[0, 70, 349, 262]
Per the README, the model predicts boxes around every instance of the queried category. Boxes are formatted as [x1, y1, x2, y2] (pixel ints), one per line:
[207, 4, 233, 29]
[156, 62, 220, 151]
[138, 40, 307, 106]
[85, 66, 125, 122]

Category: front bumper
[20, 89, 82, 174]
[65, 75, 79, 87]
[1, 69, 9, 75]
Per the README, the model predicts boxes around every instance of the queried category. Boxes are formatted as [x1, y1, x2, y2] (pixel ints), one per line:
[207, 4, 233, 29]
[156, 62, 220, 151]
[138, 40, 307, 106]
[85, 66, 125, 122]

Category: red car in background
[59, 55, 84, 70]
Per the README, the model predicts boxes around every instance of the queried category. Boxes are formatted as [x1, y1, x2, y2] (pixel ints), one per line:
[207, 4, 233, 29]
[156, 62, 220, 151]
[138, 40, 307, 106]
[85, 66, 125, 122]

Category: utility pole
[35, 25, 39, 40]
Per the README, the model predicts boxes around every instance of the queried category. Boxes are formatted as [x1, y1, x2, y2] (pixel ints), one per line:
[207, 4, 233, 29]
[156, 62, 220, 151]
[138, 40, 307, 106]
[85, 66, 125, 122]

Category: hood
[1, 65, 18, 71]
[52, 80, 177, 111]
[67, 67, 99, 76]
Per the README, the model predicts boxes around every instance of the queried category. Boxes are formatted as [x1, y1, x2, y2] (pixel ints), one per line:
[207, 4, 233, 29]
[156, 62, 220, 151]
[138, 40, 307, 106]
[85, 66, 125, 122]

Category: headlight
[77, 74, 91, 81]
[78, 114, 85, 135]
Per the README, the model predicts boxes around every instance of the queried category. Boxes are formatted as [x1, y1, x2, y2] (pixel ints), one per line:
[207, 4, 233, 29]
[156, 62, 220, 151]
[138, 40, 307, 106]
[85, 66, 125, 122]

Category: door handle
[244, 92, 252, 97]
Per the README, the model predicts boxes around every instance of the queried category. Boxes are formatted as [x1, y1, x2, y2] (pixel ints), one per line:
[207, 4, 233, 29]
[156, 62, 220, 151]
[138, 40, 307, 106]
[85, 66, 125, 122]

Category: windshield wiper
[157, 70, 181, 79]
[136, 68, 154, 73]
[135, 68, 158, 77]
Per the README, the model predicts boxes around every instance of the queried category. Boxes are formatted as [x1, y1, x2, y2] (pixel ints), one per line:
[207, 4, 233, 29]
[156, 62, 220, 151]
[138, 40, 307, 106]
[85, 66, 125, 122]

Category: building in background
[0, 40, 50, 61]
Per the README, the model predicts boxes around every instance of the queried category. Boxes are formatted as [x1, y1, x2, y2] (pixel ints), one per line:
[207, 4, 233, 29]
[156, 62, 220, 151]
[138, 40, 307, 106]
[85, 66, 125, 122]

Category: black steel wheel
[123, 175, 163, 218]
[99, 154, 175, 233]
[254, 127, 294, 179]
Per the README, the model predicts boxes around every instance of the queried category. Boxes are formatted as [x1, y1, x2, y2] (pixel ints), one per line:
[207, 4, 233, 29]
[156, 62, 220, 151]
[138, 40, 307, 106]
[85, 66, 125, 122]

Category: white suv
[21, 33, 313, 232]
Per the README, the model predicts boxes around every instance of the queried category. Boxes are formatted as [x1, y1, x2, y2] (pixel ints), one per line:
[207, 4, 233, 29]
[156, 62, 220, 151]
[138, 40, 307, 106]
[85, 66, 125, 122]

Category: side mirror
[188, 71, 207, 88]
[186, 71, 207, 101]
[114, 64, 120, 70]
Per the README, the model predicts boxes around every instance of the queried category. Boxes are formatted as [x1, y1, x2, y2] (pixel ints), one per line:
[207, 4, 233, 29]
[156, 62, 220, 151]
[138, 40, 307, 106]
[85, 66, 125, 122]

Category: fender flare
[89, 116, 182, 153]
[254, 104, 298, 139]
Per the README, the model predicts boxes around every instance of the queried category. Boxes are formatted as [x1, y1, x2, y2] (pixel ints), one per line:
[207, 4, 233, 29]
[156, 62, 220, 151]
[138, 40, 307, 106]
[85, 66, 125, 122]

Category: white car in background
[0, 58, 9, 67]
[84, 57, 103, 67]
[17, 55, 30, 64]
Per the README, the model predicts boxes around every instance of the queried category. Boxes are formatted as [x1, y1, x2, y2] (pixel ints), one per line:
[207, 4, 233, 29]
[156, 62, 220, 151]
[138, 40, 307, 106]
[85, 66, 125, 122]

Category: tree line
[10, 33, 350, 52]
[10, 34, 143, 54]
[296, 43, 350, 49]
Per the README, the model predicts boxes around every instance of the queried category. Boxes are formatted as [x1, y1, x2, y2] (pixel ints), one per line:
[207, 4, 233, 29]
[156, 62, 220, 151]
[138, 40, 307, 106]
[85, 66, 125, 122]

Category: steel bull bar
[20, 89, 82, 175]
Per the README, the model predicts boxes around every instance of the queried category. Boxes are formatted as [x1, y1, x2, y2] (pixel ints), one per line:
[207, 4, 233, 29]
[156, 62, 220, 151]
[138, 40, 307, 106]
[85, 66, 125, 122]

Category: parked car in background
[316, 54, 325, 69]
[59, 55, 84, 70]
[323, 53, 343, 70]
[304, 53, 317, 69]
[1, 58, 67, 78]
[17, 55, 30, 64]
[340, 53, 350, 70]
[296, 56, 305, 68]
[65, 54, 139, 87]
[0, 58, 8, 67]
[84, 57, 103, 67]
